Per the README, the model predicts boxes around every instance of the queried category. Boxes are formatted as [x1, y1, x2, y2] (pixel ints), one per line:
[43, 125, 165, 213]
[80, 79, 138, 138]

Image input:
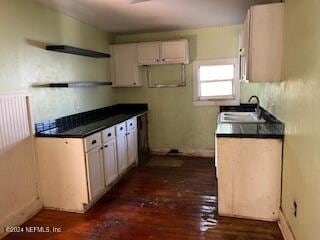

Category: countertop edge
[36, 111, 147, 139]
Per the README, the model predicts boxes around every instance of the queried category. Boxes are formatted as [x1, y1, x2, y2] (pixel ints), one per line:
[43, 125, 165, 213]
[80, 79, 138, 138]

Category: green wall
[241, 0, 320, 239]
[0, 0, 116, 122]
[115, 26, 242, 151]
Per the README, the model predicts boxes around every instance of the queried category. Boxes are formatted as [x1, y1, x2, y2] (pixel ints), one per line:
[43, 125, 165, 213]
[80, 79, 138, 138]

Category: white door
[102, 139, 118, 186]
[161, 40, 188, 64]
[86, 147, 105, 201]
[137, 42, 161, 65]
[111, 44, 140, 87]
[127, 129, 138, 166]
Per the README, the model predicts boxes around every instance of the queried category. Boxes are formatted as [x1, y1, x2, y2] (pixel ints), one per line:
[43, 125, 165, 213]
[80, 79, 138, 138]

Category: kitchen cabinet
[137, 42, 161, 65]
[239, 3, 284, 82]
[102, 139, 118, 185]
[126, 118, 138, 166]
[216, 137, 282, 221]
[161, 40, 189, 64]
[137, 39, 189, 65]
[102, 127, 118, 186]
[111, 44, 142, 87]
[37, 117, 141, 213]
[86, 146, 105, 201]
[116, 122, 128, 175]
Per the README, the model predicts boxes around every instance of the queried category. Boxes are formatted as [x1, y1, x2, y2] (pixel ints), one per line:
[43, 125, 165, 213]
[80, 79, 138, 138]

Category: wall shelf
[46, 45, 111, 58]
[33, 82, 112, 88]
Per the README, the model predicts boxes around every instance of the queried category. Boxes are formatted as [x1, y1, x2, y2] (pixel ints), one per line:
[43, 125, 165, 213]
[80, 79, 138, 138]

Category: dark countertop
[35, 104, 147, 138]
[216, 104, 284, 139]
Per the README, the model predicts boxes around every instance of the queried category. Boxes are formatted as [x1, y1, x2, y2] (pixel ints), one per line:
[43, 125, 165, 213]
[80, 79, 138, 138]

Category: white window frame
[193, 58, 240, 106]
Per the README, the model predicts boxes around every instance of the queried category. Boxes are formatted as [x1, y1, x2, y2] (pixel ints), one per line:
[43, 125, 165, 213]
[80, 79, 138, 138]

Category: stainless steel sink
[219, 112, 266, 123]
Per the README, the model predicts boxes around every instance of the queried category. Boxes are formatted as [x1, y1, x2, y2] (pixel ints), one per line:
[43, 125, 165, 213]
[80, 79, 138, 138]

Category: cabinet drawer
[126, 117, 137, 131]
[102, 126, 116, 143]
[84, 132, 102, 152]
[116, 122, 126, 136]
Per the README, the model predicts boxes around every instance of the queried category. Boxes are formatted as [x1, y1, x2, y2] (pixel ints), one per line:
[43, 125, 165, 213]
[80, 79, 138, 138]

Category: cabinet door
[116, 134, 128, 175]
[232, 139, 282, 220]
[248, 3, 284, 82]
[102, 139, 118, 186]
[86, 147, 105, 201]
[111, 44, 141, 87]
[137, 42, 161, 65]
[127, 129, 138, 166]
[161, 40, 189, 64]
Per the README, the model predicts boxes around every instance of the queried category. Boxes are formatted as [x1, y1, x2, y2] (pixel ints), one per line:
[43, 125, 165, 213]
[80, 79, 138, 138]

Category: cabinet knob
[120, 127, 123, 130]
[130, 123, 133, 126]
[91, 140, 97, 145]
[162, 58, 165, 61]
[156, 59, 159, 62]
[107, 133, 112, 137]
[133, 82, 136, 85]
[104, 145, 108, 148]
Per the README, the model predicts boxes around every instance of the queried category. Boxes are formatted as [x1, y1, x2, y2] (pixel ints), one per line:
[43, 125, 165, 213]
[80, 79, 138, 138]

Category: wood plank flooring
[4, 156, 284, 240]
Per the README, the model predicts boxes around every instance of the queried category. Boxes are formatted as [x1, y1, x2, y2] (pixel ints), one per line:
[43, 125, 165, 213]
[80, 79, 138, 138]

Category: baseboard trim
[150, 148, 214, 158]
[0, 198, 43, 239]
[278, 209, 295, 240]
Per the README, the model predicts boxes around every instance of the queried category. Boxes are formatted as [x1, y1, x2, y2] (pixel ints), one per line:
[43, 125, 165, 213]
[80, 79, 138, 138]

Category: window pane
[200, 65, 234, 81]
[200, 81, 233, 97]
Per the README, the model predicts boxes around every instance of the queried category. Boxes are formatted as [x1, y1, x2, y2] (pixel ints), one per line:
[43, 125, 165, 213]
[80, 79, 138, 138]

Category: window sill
[193, 98, 240, 106]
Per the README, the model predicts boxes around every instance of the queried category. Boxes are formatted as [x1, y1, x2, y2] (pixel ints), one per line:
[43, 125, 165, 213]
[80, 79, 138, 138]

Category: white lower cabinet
[102, 139, 118, 185]
[127, 128, 138, 166]
[216, 137, 282, 221]
[86, 147, 105, 201]
[116, 124, 128, 175]
[37, 116, 140, 213]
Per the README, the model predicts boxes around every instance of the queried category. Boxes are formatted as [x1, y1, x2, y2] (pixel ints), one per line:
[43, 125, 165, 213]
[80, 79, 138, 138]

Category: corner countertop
[35, 104, 147, 138]
[215, 104, 284, 139]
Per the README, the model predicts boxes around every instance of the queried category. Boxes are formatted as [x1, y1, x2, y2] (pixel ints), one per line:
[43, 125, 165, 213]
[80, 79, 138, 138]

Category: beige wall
[0, 0, 116, 123]
[114, 26, 242, 151]
[242, 0, 320, 239]
[0, 0, 116, 236]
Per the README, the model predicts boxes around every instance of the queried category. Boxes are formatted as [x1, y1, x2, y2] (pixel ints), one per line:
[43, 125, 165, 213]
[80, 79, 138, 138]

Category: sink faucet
[248, 95, 262, 119]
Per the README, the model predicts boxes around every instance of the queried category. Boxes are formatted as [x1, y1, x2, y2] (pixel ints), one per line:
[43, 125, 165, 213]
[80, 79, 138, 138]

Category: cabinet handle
[107, 133, 112, 137]
[91, 140, 97, 145]
[104, 145, 108, 148]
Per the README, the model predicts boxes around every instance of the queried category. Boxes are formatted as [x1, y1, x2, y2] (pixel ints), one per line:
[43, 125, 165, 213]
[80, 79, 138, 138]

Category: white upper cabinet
[240, 3, 284, 82]
[137, 42, 161, 65]
[111, 44, 142, 87]
[137, 39, 189, 65]
[161, 40, 189, 64]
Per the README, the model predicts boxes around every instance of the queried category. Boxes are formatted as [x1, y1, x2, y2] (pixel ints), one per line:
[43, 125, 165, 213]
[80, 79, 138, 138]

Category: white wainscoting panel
[0, 93, 42, 239]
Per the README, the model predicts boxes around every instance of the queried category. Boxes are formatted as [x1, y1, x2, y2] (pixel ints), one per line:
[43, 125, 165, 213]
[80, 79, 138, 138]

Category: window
[193, 58, 240, 106]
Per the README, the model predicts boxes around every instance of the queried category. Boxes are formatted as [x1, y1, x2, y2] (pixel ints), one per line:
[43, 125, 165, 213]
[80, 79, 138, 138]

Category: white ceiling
[35, 0, 280, 34]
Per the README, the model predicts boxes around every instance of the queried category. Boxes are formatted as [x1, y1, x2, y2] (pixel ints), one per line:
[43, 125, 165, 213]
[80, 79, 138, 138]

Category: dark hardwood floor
[4, 156, 284, 240]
